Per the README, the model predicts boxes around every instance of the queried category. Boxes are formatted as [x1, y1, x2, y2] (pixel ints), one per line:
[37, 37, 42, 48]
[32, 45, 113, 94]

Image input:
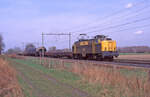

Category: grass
[8, 58, 86, 97]
[119, 68, 148, 78]
[116, 53, 150, 61]
[70, 63, 150, 97]
[7, 56, 150, 97]
[17, 76, 35, 97]
[0, 57, 23, 97]
[14, 58, 80, 84]
[119, 53, 150, 55]
[8, 57, 102, 97]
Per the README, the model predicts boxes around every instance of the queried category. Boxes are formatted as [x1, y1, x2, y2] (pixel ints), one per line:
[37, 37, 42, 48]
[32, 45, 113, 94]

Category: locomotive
[22, 35, 119, 61]
[35, 46, 47, 56]
[72, 35, 119, 60]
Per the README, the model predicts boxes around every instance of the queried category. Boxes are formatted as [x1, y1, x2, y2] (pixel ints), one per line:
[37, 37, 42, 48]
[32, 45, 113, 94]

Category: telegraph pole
[69, 32, 71, 51]
[41, 32, 45, 57]
[21, 42, 25, 55]
[42, 32, 44, 46]
[22, 42, 25, 51]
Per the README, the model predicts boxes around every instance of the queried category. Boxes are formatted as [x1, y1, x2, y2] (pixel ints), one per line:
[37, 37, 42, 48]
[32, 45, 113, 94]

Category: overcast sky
[0, 0, 150, 50]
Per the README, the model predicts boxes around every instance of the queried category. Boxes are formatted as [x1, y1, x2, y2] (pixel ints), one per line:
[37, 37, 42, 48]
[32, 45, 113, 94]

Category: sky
[0, 0, 150, 50]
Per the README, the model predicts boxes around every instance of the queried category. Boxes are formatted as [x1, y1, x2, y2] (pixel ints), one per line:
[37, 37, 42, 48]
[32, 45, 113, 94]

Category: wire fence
[24, 56, 149, 72]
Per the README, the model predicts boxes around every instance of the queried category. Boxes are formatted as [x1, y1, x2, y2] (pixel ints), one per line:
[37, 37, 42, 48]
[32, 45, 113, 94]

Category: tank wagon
[72, 35, 119, 60]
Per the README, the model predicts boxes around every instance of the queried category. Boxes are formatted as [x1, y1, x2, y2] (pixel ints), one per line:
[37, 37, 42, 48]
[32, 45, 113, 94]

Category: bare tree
[0, 34, 5, 54]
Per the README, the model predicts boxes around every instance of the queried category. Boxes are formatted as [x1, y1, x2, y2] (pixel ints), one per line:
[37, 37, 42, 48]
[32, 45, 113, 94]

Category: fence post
[148, 70, 150, 82]
[48, 59, 51, 69]
[62, 60, 65, 69]
[40, 56, 42, 65]
[36, 57, 38, 64]
[51, 59, 53, 69]
[113, 65, 117, 71]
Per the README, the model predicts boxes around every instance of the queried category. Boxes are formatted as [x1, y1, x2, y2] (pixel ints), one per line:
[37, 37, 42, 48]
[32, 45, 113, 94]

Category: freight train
[23, 35, 119, 61]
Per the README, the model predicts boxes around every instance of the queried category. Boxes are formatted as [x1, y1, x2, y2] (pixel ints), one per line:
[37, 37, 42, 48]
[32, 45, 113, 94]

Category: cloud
[135, 30, 143, 35]
[125, 3, 133, 8]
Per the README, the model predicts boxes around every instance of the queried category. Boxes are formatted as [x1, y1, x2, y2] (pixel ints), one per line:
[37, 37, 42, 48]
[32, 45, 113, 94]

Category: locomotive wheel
[105, 56, 114, 61]
[109, 56, 114, 61]
[73, 54, 81, 59]
[73, 55, 76, 59]
[103, 56, 114, 61]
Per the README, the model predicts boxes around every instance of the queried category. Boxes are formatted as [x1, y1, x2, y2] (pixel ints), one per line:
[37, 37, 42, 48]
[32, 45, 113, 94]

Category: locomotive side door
[80, 41, 88, 57]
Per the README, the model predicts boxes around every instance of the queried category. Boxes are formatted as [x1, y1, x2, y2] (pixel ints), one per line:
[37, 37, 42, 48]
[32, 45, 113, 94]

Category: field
[3, 55, 150, 97]
[116, 53, 150, 61]
[0, 57, 23, 97]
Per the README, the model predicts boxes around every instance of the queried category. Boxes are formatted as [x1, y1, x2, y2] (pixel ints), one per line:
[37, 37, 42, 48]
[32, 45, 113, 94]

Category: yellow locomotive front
[94, 35, 119, 60]
[100, 39, 119, 60]
[101, 40, 117, 52]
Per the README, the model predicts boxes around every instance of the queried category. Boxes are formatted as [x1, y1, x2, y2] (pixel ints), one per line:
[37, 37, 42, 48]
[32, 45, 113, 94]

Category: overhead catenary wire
[44, 0, 150, 49]
[85, 16, 150, 34]
[66, 0, 149, 34]
[69, 15, 150, 46]
[105, 23, 150, 34]
[74, 4, 150, 34]
[56, 23, 150, 48]
[42, 33, 72, 50]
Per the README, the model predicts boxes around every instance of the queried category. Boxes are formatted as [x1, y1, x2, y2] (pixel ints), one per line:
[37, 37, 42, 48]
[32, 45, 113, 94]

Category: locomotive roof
[74, 35, 112, 44]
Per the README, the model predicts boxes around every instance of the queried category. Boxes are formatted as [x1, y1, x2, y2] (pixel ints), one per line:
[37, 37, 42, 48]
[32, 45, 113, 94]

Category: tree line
[118, 46, 150, 53]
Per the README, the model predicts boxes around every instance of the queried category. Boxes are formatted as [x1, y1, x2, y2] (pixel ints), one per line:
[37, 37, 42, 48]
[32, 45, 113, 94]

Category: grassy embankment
[7, 56, 150, 97]
[0, 57, 23, 97]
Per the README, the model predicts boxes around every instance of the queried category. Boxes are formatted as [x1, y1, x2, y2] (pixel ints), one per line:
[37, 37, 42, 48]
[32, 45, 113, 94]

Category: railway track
[70, 58, 150, 68]
[113, 59, 150, 68]
[24, 56, 150, 69]
[114, 59, 150, 65]
[44, 57, 150, 68]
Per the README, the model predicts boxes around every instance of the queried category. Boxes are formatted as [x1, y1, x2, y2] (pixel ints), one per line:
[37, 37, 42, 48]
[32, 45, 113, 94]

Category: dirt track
[10, 59, 92, 97]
